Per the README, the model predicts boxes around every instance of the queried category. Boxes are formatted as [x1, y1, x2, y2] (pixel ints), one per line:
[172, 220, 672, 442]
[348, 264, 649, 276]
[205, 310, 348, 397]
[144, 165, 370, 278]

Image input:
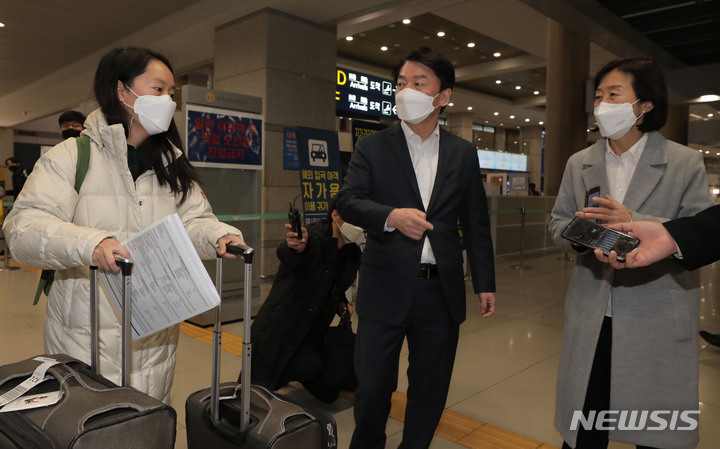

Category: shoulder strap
[74, 135, 90, 193]
[33, 269, 54, 306]
[33, 136, 90, 306]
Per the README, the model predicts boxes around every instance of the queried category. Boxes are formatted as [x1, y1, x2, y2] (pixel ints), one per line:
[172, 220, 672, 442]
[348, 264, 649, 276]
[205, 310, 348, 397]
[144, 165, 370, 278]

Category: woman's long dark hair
[93, 47, 199, 205]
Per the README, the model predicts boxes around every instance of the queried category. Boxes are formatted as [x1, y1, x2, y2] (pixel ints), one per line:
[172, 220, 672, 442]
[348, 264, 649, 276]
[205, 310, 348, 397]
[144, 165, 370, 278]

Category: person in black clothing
[529, 182, 540, 196]
[58, 110, 86, 139]
[595, 205, 720, 349]
[248, 198, 363, 402]
[4, 157, 28, 200]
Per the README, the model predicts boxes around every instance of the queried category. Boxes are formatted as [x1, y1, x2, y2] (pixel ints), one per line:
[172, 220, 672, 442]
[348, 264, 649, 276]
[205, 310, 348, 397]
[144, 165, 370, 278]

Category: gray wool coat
[549, 132, 716, 449]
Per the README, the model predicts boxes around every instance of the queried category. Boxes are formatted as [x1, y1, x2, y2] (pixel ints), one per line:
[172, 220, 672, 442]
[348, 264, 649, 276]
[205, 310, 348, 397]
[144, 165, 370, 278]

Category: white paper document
[100, 213, 220, 340]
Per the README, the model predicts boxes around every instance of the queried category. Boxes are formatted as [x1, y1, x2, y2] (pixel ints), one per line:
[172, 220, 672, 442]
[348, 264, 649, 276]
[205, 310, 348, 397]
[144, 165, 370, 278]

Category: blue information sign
[295, 127, 342, 223]
[283, 128, 299, 170]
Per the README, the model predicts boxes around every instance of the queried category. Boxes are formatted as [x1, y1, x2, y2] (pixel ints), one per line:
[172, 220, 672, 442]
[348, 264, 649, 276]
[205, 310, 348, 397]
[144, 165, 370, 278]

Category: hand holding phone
[288, 202, 303, 239]
[585, 185, 601, 208]
[561, 216, 640, 262]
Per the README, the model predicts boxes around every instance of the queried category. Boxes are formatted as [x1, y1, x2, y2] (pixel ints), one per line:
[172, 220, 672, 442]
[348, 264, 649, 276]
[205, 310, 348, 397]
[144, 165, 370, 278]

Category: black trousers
[349, 276, 459, 449]
[563, 317, 657, 449]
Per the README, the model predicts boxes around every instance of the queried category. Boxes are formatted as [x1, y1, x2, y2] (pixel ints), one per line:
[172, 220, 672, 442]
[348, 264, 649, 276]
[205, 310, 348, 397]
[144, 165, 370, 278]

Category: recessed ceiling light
[706, 151, 710, 154]
[708, 113, 714, 118]
[345, 36, 353, 41]
[539, 121, 544, 125]
[448, 102, 454, 107]
[467, 106, 473, 111]
[699, 95, 720, 102]
[533, 90, 540, 95]
[515, 86, 521, 90]
[493, 52, 501, 57]
[493, 112, 499, 116]
[0, 23, 5, 28]
[381, 46, 388, 51]
[525, 118, 530, 122]
[495, 80, 501, 84]
[467, 42, 475, 48]
[437, 31, 445, 37]
[402, 18, 411, 24]
[510, 115, 515, 119]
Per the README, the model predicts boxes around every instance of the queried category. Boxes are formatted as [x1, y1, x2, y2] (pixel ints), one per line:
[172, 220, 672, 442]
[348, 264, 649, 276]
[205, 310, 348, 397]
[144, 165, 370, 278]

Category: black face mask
[61, 128, 82, 139]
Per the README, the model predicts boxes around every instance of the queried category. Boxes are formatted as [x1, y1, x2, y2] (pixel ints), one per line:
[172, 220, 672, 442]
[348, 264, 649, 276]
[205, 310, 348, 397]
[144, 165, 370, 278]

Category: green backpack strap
[33, 136, 90, 305]
[33, 270, 55, 306]
[74, 136, 90, 192]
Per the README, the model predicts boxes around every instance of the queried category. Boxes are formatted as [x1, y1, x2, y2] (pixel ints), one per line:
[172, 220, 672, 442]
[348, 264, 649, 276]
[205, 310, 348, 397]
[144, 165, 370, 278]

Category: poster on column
[185, 104, 263, 169]
[283, 128, 299, 170]
[296, 127, 342, 224]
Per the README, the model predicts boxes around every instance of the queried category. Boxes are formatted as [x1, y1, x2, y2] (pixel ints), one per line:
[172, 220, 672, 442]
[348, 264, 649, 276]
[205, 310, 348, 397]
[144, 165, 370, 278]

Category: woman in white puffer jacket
[3, 47, 246, 403]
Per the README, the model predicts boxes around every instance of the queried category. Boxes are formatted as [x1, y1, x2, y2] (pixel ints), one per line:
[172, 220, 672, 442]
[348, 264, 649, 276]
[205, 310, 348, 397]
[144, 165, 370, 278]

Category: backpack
[33, 136, 91, 305]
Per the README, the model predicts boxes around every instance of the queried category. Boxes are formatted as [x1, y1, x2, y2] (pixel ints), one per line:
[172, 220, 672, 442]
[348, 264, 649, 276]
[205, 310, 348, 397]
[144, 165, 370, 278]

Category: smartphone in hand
[561, 216, 639, 262]
[585, 185, 601, 208]
[288, 202, 302, 239]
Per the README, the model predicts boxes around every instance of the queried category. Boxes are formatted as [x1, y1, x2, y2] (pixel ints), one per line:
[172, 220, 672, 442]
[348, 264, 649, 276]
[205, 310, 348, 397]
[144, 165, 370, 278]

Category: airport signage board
[296, 127, 342, 223]
[477, 149, 527, 172]
[336, 67, 397, 120]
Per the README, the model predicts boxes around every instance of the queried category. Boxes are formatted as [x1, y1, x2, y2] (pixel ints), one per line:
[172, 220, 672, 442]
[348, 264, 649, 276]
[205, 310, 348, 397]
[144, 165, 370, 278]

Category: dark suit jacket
[336, 122, 495, 325]
[664, 204, 720, 270]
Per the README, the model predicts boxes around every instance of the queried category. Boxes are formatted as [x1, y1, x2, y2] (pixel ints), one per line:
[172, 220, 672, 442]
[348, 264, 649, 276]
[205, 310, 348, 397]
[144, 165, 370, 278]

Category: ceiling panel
[0, 0, 203, 97]
[596, 0, 720, 65]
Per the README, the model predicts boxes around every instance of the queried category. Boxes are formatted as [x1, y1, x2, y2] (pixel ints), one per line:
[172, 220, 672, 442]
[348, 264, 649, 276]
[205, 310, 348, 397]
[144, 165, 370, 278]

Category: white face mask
[122, 85, 177, 135]
[594, 99, 643, 140]
[339, 222, 364, 244]
[395, 88, 439, 124]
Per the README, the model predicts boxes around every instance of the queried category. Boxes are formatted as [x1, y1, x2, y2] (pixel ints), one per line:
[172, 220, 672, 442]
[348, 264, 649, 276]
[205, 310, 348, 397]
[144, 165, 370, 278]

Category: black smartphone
[584, 185, 601, 208]
[288, 202, 303, 239]
[561, 216, 640, 261]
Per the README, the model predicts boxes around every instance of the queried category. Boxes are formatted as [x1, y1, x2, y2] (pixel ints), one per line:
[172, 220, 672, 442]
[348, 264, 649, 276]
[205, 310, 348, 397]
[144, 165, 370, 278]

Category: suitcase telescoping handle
[89, 255, 134, 387]
[210, 243, 254, 430]
[90, 266, 99, 372]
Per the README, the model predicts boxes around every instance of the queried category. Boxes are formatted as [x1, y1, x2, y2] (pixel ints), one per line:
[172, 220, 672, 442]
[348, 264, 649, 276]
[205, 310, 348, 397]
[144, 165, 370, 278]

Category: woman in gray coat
[549, 57, 715, 449]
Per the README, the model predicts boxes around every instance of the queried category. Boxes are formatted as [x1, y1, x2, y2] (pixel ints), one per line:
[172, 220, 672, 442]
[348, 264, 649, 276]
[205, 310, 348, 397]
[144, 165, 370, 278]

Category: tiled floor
[2, 248, 720, 449]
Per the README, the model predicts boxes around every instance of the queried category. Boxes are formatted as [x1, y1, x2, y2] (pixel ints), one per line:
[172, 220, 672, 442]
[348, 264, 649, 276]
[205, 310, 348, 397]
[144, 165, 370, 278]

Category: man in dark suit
[336, 47, 496, 449]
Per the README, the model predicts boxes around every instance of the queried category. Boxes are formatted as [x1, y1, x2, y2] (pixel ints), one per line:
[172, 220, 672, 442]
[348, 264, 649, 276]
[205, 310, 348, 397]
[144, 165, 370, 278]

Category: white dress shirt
[384, 121, 440, 264]
[604, 133, 648, 316]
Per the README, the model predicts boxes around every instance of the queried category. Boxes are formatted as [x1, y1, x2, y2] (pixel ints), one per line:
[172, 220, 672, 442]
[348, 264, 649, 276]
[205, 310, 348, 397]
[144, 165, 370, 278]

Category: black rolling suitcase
[186, 244, 337, 449]
[0, 259, 176, 449]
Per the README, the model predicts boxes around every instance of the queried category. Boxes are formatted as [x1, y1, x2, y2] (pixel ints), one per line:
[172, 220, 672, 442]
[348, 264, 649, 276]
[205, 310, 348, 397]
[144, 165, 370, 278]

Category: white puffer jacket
[3, 109, 242, 403]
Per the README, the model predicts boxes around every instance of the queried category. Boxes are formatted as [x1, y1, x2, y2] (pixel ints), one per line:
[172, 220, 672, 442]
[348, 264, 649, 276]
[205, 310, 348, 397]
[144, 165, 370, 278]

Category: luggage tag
[0, 357, 60, 407]
[0, 391, 64, 413]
